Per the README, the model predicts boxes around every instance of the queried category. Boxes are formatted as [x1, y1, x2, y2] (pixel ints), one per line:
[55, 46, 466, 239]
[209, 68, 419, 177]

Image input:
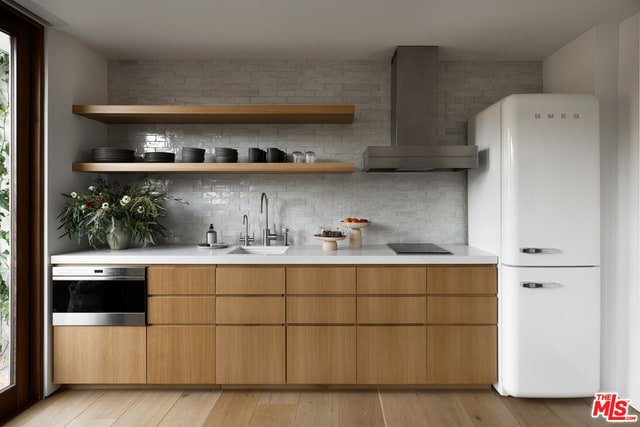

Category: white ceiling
[12, 0, 640, 61]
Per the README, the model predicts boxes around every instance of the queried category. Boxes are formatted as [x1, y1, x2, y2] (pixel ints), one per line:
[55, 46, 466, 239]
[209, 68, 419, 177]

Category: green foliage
[57, 176, 187, 248]
[0, 49, 10, 326]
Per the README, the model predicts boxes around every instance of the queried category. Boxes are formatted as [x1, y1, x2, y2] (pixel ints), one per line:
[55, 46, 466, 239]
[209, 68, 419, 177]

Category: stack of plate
[142, 152, 175, 163]
[92, 147, 135, 163]
[182, 147, 205, 163]
[214, 147, 238, 163]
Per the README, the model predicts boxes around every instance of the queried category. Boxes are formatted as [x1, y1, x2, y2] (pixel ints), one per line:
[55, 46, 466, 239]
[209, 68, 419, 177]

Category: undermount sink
[228, 246, 290, 255]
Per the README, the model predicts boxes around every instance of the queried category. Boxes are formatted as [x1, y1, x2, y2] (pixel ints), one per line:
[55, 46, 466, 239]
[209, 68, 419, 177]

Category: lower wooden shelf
[72, 162, 356, 174]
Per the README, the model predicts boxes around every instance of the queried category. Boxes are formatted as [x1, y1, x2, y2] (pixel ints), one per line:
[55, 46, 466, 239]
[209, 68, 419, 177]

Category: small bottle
[206, 224, 217, 245]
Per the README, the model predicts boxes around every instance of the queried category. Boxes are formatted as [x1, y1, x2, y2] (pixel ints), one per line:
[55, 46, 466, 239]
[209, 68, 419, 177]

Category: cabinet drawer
[147, 266, 215, 295]
[357, 296, 426, 324]
[147, 296, 215, 324]
[357, 267, 426, 294]
[287, 267, 356, 294]
[287, 296, 356, 324]
[427, 266, 497, 294]
[216, 267, 285, 294]
[427, 296, 497, 324]
[216, 296, 285, 324]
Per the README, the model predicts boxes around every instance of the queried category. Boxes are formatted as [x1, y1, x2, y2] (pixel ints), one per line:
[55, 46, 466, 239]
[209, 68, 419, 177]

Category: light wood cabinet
[357, 326, 427, 384]
[426, 265, 498, 385]
[287, 326, 356, 384]
[284, 267, 357, 384]
[216, 326, 285, 384]
[427, 296, 497, 324]
[427, 325, 497, 384]
[53, 326, 146, 384]
[146, 265, 216, 384]
[216, 267, 285, 294]
[147, 296, 215, 324]
[287, 296, 355, 324]
[357, 267, 426, 294]
[356, 266, 427, 384]
[216, 296, 285, 324]
[215, 266, 286, 384]
[427, 265, 497, 294]
[357, 296, 426, 324]
[53, 263, 498, 387]
[287, 267, 356, 294]
[147, 326, 215, 384]
[147, 265, 215, 295]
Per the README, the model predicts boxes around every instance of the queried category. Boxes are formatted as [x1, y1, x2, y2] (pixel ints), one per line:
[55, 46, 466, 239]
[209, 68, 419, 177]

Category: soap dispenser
[206, 224, 217, 245]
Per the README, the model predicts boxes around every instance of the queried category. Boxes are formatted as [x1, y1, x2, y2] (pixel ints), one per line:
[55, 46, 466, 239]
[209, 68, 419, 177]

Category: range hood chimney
[363, 46, 478, 172]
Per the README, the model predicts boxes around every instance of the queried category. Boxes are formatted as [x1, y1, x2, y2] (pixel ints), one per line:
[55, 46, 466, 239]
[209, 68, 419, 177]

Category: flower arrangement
[57, 176, 187, 248]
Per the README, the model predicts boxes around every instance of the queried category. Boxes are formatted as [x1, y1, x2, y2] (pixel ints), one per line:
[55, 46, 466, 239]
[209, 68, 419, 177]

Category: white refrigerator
[468, 94, 600, 397]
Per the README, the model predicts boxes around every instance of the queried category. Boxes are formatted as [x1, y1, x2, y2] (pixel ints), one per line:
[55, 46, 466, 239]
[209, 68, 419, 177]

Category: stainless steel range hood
[363, 46, 478, 172]
[363, 145, 478, 172]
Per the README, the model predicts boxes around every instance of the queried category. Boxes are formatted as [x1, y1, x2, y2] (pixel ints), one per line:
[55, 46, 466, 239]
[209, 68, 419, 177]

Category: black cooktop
[387, 243, 452, 255]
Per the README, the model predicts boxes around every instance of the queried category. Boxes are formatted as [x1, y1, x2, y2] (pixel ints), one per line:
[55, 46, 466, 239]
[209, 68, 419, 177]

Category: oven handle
[52, 276, 145, 281]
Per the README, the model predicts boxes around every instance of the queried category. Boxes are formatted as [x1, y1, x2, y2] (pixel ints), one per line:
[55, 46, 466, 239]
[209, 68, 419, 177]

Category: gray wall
[45, 29, 108, 396]
[105, 60, 540, 246]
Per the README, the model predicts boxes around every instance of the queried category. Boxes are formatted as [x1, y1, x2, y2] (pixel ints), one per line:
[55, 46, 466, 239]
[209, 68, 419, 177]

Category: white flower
[70, 192, 78, 199]
[88, 186, 95, 191]
[120, 195, 131, 206]
[80, 204, 86, 211]
[102, 202, 109, 210]
[137, 206, 145, 214]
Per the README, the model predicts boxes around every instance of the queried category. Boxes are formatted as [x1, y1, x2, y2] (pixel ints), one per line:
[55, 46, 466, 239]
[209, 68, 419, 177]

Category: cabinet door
[287, 326, 356, 384]
[287, 267, 356, 294]
[427, 325, 497, 384]
[147, 265, 215, 295]
[357, 267, 426, 294]
[357, 296, 426, 324]
[287, 296, 356, 324]
[427, 266, 497, 294]
[357, 326, 426, 384]
[216, 267, 285, 294]
[216, 326, 285, 384]
[216, 296, 285, 324]
[53, 326, 146, 384]
[147, 296, 215, 324]
[147, 326, 215, 384]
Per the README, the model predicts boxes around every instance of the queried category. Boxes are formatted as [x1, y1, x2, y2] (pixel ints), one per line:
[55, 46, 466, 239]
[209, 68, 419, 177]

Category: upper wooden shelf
[72, 162, 356, 174]
[72, 104, 355, 124]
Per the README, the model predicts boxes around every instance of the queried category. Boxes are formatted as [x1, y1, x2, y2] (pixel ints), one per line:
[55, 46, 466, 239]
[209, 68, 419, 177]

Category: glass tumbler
[292, 151, 304, 163]
[305, 151, 316, 163]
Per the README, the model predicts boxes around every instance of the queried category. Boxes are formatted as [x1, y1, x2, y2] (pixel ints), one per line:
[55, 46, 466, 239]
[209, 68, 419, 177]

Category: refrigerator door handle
[520, 247, 562, 254]
[521, 281, 562, 289]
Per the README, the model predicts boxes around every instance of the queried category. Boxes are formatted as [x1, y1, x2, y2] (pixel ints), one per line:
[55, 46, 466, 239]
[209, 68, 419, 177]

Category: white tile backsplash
[107, 59, 541, 246]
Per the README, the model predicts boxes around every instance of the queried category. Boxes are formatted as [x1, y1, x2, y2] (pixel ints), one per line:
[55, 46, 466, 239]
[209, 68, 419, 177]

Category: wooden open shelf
[72, 162, 356, 174]
[72, 105, 355, 124]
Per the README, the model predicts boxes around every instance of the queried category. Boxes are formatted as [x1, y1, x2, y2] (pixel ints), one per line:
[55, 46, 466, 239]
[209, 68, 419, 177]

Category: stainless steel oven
[52, 266, 146, 326]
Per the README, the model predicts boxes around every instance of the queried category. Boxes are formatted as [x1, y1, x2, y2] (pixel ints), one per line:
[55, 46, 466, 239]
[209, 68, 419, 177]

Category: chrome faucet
[260, 192, 278, 246]
[240, 214, 254, 246]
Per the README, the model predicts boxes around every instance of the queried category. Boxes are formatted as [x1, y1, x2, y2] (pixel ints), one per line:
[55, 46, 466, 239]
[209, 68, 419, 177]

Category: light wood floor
[4, 388, 635, 427]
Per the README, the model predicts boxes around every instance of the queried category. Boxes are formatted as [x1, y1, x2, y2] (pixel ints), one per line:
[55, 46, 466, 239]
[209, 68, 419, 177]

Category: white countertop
[50, 244, 497, 265]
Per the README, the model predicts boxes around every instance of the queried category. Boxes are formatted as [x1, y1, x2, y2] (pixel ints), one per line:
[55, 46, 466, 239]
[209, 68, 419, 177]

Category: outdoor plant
[0, 50, 10, 335]
[58, 176, 187, 248]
